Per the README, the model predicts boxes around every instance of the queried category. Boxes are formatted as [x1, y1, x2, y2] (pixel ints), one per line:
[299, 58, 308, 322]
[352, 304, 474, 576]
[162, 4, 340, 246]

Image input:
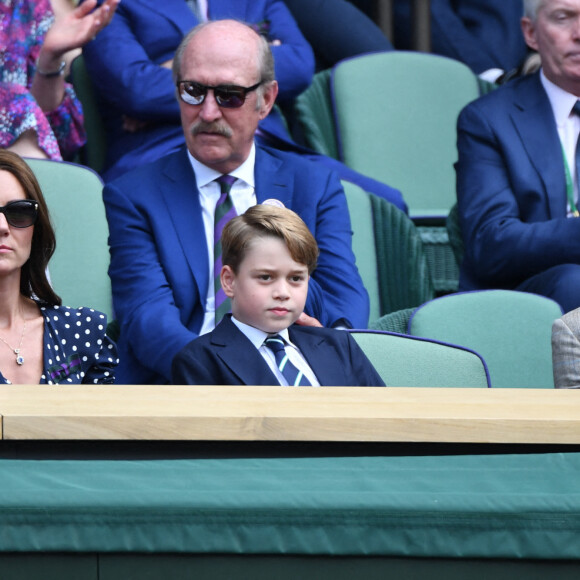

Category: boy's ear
[221, 265, 235, 298]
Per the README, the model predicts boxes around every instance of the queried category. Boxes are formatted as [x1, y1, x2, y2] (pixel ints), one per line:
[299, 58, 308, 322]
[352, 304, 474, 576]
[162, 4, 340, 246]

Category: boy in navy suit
[171, 204, 385, 386]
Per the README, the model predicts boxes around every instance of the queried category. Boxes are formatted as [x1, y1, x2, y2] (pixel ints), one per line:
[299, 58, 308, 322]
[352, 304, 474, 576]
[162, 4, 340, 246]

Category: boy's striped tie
[263, 334, 311, 386]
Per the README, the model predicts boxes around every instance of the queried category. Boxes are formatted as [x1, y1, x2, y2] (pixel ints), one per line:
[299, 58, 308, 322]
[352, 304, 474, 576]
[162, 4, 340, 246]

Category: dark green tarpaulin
[0, 453, 578, 559]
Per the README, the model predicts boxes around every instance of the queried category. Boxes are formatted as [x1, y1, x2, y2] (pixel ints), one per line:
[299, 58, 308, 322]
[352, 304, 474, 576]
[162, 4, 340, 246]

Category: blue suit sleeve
[82, 0, 314, 121]
[261, 0, 315, 101]
[103, 181, 199, 381]
[394, 0, 527, 74]
[283, 0, 393, 69]
[429, 0, 528, 74]
[81, 0, 184, 121]
[307, 171, 370, 329]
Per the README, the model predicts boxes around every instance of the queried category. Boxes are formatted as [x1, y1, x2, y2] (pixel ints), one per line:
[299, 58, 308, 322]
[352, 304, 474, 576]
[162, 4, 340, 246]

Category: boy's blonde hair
[222, 204, 319, 274]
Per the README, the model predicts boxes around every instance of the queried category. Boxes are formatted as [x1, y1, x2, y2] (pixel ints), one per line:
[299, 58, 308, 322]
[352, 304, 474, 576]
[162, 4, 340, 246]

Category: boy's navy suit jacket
[171, 316, 385, 386]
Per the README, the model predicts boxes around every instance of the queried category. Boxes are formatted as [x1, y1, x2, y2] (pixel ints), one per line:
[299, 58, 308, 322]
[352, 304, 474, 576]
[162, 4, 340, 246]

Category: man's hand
[42, 0, 120, 58]
[295, 312, 323, 327]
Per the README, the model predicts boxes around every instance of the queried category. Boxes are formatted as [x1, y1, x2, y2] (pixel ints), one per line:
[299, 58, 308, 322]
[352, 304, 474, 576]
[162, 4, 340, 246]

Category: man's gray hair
[523, 0, 545, 20]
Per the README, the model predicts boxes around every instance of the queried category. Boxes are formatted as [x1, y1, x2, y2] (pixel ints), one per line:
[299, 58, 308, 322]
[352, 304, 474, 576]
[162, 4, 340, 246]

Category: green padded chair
[331, 51, 480, 220]
[332, 52, 480, 294]
[350, 330, 490, 388]
[26, 159, 113, 320]
[408, 290, 564, 389]
[342, 181, 435, 327]
[70, 54, 108, 174]
[446, 202, 464, 268]
[293, 68, 339, 160]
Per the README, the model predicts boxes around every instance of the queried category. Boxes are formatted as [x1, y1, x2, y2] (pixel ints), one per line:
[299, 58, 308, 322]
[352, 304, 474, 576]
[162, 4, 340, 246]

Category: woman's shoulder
[37, 303, 108, 331]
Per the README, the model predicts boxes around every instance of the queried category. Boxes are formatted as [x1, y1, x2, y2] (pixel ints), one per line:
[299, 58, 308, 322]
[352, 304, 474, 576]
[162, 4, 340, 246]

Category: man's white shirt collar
[541, 69, 580, 126]
[186, 143, 256, 189]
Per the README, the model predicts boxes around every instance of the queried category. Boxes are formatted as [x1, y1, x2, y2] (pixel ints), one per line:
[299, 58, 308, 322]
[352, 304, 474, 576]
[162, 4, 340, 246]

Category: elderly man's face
[177, 22, 278, 173]
[523, 0, 580, 95]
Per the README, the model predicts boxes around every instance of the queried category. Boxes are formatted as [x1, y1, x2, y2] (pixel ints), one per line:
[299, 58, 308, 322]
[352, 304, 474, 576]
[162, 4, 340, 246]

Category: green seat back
[350, 330, 490, 388]
[342, 181, 380, 324]
[409, 290, 564, 388]
[342, 181, 435, 326]
[293, 69, 339, 159]
[70, 54, 107, 174]
[26, 159, 112, 320]
[370, 307, 417, 334]
[332, 51, 480, 219]
[446, 202, 465, 267]
[369, 191, 435, 317]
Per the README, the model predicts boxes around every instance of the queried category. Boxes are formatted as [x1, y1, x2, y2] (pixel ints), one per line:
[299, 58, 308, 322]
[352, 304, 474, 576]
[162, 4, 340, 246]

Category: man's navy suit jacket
[393, 0, 527, 74]
[171, 316, 385, 386]
[104, 144, 369, 385]
[82, 0, 315, 181]
[456, 72, 580, 292]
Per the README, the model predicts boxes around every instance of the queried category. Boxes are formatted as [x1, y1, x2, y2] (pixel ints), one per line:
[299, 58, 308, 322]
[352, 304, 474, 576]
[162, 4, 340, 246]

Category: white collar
[187, 143, 256, 189]
[230, 316, 291, 351]
[541, 69, 580, 127]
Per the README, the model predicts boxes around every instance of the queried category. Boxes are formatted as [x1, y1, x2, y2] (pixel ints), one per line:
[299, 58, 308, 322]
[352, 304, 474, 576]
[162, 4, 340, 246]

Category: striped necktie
[264, 335, 312, 386]
[214, 175, 237, 325]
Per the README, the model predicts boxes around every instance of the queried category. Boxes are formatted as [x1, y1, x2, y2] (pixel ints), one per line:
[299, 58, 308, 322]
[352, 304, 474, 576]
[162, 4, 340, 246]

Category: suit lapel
[159, 148, 210, 302]
[212, 318, 280, 385]
[254, 147, 295, 208]
[289, 327, 345, 386]
[510, 74, 567, 219]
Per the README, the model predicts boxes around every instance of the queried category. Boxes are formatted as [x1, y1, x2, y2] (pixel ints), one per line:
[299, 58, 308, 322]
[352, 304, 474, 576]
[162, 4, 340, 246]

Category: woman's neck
[0, 280, 31, 329]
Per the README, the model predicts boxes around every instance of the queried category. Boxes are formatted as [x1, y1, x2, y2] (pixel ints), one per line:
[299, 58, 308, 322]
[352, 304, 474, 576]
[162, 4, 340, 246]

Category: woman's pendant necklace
[0, 320, 26, 365]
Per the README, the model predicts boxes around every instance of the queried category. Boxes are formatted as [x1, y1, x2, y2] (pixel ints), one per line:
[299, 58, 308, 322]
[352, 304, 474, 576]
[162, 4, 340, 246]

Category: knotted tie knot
[215, 174, 237, 197]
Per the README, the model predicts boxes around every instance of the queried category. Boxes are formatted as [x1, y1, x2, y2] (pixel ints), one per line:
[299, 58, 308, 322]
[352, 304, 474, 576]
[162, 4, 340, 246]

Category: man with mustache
[456, 0, 580, 313]
[103, 19, 369, 385]
[80, 0, 314, 183]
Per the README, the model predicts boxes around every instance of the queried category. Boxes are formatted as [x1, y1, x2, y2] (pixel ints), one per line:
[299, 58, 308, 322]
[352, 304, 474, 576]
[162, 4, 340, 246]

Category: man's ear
[521, 16, 539, 52]
[221, 265, 236, 298]
[258, 80, 279, 120]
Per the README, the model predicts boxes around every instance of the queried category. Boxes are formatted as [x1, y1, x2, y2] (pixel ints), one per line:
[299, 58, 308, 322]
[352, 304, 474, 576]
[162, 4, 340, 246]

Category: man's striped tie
[214, 174, 237, 325]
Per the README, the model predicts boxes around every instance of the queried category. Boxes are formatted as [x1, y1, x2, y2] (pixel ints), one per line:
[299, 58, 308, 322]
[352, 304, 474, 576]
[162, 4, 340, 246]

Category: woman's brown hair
[0, 151, 61, 306]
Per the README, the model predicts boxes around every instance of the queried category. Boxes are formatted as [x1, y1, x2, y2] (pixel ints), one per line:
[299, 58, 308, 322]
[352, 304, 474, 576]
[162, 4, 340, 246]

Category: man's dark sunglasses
[177, 80, 263, 109]
[0, 200, 39, 228]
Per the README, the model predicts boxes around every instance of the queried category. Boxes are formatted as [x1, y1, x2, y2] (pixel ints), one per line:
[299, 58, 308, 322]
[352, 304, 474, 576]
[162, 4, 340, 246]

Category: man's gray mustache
[191, 122, 233, 137]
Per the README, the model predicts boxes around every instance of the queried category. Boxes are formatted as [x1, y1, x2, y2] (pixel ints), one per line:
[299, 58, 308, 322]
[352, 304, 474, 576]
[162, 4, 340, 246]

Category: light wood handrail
[0, 385, 578, 443]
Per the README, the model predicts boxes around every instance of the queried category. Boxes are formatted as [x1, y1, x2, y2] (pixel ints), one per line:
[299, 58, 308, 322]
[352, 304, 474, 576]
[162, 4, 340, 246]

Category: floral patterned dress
[0, 0, 86, 159]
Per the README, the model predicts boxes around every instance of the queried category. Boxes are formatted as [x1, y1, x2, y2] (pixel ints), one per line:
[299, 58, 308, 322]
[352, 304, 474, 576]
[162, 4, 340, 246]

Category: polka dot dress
[0, 303, 119, 385]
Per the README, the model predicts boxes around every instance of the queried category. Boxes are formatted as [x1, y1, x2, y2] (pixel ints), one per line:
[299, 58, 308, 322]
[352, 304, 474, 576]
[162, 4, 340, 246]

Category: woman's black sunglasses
[177, 80, 263, 109]
[0, 200, 39, 228]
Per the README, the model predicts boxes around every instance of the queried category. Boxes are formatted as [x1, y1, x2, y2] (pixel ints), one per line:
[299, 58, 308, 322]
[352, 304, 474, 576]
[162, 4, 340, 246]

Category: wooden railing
[0, 385, 578, 444]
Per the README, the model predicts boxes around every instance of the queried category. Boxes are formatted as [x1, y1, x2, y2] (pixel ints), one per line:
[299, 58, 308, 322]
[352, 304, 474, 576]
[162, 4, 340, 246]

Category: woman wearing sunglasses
[0, 151, 118, 384]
